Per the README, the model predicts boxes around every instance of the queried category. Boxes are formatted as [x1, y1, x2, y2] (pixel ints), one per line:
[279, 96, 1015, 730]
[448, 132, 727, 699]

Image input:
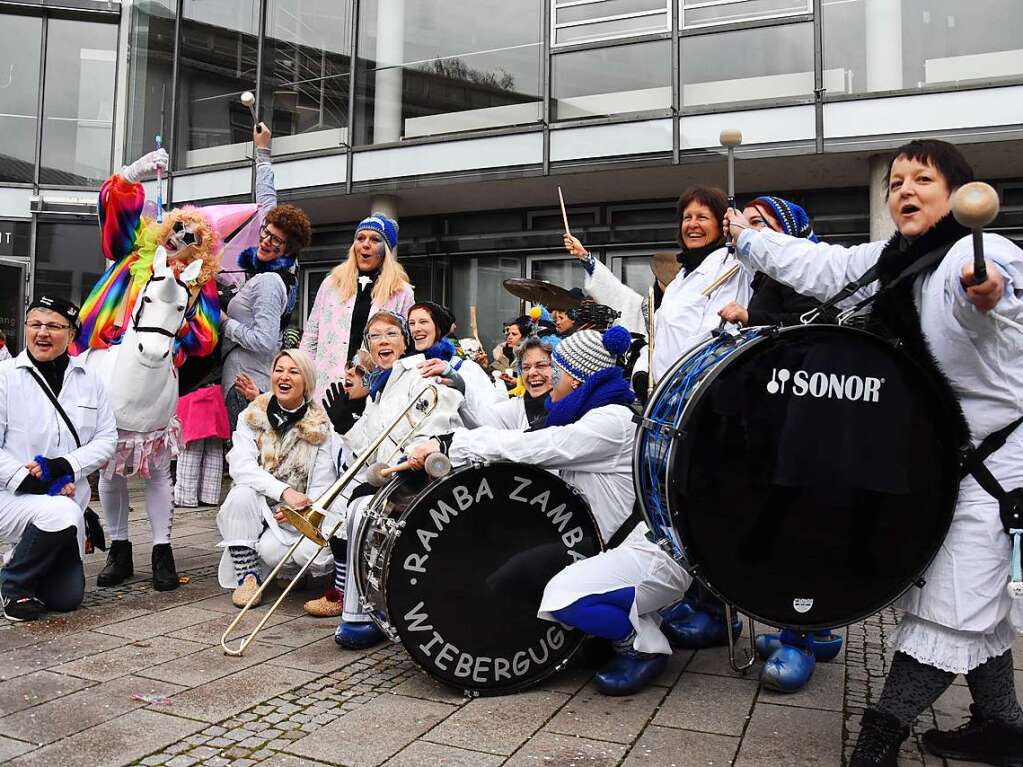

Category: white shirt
[452, 356, 508, 428]
[652, 247, 752, 380]
[0, 351, 117, 493]
[476, 397, 529, 430]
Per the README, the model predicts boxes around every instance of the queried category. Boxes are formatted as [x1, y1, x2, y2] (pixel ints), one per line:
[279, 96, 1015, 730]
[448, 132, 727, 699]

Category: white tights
[99, 447, 173, 544]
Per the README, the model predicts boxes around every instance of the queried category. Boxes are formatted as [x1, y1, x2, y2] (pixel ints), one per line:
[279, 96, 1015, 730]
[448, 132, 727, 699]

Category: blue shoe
[809, 630, 843, 662]
[661, 609, 742, 650]
[756, 632, 783, 660]
[757, 629, 843, 662]
[659, 599, 695, 624]
[594, 651, 668, 696]
[335, 620, 385, 649]
[760, 645, 816, 693]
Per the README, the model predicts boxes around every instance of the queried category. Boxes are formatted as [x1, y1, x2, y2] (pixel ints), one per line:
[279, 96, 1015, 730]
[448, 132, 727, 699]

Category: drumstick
[154, 134, 164, 224]
[469, 305, 481, 344]
[558, 187, 571, 236]
[952, 181, 999, 285]
[720, 129, 743, 255]
[702, 263, 741, 297]
[647, 285, 656, 388]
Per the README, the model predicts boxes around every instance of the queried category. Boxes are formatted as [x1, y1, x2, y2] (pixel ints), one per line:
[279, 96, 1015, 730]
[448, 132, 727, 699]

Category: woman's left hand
[235, 373, 260, 402]
[59, 482, 76, 498]
[417, 358, 448, 379]
[406, 440, 441, 469]
[961, 261, 1004, 312]
[718, 302, 749, 325]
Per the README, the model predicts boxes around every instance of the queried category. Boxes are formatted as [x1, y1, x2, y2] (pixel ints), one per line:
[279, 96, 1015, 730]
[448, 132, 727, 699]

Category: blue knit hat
[355, 213, 399, 251]
[748, 197, 819, 242]
[552, 326, 631, 381]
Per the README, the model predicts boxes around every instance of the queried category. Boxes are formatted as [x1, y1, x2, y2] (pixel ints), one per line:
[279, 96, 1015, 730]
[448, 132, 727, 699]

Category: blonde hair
[329, 240, 411, 303]
[273, 348, 318, 402]
[153, 208, 220, 286]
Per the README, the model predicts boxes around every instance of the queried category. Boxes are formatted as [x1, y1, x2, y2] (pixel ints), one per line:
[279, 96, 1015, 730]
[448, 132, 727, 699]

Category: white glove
[121, 148, 169, 184]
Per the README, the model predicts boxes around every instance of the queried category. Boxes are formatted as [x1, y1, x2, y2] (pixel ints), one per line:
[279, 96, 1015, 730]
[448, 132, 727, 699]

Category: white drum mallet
[952, 181, 1000, 284]
[240, 91, 262, 133]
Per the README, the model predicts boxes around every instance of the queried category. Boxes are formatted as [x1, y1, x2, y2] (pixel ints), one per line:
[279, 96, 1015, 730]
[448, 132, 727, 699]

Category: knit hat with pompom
[552, 325, 631, 381]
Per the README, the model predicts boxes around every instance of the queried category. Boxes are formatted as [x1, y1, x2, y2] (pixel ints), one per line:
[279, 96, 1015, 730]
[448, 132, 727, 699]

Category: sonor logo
[766, 368, 884, 403]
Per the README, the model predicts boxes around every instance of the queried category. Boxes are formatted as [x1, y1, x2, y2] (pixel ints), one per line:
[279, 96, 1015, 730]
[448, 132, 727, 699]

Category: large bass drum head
[671, 325, 960, 629]
[385, 462, 602, 696]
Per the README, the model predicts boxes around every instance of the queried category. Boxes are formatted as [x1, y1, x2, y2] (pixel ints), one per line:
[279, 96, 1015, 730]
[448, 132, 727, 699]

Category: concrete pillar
[373, 0, 406, 144]
[865, 0, 903, 92]
[370, 194, 399, 222]
[868, 154, 892, 242]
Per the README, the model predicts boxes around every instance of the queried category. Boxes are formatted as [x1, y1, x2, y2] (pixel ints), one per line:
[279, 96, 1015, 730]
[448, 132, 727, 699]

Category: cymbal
[503, 278, 583, 311]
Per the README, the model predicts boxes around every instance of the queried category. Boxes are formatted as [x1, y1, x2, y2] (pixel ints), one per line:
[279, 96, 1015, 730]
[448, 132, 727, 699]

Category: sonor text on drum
[766, 367, 884, 402]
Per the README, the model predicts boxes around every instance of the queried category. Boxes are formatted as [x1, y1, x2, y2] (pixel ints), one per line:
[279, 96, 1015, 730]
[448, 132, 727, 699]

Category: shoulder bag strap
[26, 368, 82, 449]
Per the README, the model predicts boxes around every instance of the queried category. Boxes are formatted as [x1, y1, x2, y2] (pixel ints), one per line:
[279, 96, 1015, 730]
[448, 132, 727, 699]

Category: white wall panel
[550, 118, 673, 161]
[0, 188, 34, 219]
[172, 167, 251, 203]
[274, 154, 347, 190]
[352, 133, 543, 182]
[680, 105, 815, 149]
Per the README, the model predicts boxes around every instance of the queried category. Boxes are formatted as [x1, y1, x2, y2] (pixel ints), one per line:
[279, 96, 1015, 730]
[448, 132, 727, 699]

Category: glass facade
[0, 15, 42, 183]
[33, 221, 106, 307]
[552, 40, 671, 120]
[126, 0, 176, 165]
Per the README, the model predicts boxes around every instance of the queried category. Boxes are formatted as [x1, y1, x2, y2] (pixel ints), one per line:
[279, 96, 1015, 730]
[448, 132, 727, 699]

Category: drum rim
[663, 324, 961, 629]
[379, 460, 605, 697]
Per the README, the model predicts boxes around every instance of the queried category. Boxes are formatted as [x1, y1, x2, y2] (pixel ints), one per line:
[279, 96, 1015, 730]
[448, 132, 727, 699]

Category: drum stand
[723, 604, 756, 673]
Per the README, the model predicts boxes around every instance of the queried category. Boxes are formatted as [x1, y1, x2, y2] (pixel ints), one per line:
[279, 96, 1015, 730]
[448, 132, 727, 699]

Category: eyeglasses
[521, 362, 551, 373]
[27, 321, 70, 333]
[171, 220, 202, 247]
[259, 225, 288, 252]
[367, 331, 403, 343]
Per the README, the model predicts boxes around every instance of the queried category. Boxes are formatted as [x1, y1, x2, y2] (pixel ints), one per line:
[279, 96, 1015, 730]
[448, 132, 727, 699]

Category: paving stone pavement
[0, 479, 1020, 766]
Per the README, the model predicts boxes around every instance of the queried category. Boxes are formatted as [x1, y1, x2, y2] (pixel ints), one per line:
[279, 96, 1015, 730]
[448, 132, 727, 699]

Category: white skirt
[891, 613, 1018, 675]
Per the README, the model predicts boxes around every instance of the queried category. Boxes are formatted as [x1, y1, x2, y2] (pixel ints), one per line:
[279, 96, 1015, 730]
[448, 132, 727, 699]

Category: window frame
[551, 0, 671, 49]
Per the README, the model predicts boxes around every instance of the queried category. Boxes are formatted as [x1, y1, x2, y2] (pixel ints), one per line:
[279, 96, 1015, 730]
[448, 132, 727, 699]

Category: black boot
[850, 708, 909, 766]
[151, 543, 180, 592]
[96, 540, 133, 587]
[923, 704, 1023, 766]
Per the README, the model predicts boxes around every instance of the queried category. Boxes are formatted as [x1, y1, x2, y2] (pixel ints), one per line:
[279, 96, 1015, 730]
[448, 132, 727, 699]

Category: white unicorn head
[132, 245, 202, 367]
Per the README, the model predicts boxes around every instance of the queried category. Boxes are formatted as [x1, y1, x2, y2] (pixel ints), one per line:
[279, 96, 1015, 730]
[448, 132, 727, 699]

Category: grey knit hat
[551, 326, 631, 381]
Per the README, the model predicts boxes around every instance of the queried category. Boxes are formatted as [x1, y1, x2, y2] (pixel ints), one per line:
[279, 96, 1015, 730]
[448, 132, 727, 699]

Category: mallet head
[240, 91, 255, 108]
[719, 128, 743, 148]
[952, 181, 1000, 230]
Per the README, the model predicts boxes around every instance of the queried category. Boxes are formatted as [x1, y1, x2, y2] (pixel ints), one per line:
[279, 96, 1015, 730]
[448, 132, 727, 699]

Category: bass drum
[635, 324, 961, 630]
[353, 462, 603, 696]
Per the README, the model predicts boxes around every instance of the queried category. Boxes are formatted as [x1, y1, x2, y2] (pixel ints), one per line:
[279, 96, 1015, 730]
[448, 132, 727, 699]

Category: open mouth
[34, 340, 53, 352]
[900, 204, 920, 217]
[278, 381, 293, 393]
[413, 332, 428, 345]
[164, 239, 179, 254]
[377, 349, 395, 363]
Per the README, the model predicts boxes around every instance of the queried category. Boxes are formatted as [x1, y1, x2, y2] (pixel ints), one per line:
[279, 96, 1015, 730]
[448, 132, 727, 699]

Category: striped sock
[335, 558, 347, 593]
[229, 546, 260, 586]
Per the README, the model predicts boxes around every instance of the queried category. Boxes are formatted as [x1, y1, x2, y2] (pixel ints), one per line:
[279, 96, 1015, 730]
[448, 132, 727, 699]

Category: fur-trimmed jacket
[227, 393, 337, 502]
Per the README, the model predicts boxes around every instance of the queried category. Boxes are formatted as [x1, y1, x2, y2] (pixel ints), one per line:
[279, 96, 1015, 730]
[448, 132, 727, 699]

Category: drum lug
[914, 577, 926, 589]
[632, 414, 680, 438]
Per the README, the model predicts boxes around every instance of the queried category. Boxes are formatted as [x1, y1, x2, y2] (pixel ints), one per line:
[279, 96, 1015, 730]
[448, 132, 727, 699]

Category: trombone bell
[281, 505, 328, 547]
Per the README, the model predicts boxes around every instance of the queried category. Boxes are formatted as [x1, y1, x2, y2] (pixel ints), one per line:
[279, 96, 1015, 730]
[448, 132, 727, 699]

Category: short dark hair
[885, 139, 974, 198]
[675, 186, 728, 242]
[265, 203, 312, 254]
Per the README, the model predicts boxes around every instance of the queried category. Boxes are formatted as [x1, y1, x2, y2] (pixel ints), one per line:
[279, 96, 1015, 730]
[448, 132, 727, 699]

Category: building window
[261, 0, 353, 154]
[0, 14, 42, 183]
[822, 0, 1023, 95]
[354, 0, 542, 145]
[449, 255, 522, 357]
[680, 22, 817, 107]
[552, 40, 671, 120]
[176, 0, 260, 167]
[551, 0, 670, 47]
[681, 0, 811, 30]
[126, 0, 176, 165]
[34, 221, 106, 307]
[39, 19, 117, 186]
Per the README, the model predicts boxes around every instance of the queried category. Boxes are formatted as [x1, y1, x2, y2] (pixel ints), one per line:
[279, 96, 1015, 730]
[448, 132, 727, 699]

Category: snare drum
[635, 324, 961, 630]
[353, 462, 603, 696]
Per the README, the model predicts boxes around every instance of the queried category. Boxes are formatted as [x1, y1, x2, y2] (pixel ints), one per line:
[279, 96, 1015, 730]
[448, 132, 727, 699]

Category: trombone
[221, 383, 442, 657]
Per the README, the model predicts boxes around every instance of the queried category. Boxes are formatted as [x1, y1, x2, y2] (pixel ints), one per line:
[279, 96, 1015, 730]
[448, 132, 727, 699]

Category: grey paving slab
[0, 736, 35, 762]
[758, 655, 845, 713]
[53, 636, 207, 682]
[0, 669, 93, 717]
[259, 754, 335, 767]
[504, 732, 629, 767]
[734, 701, 843, 767]
[684, 645, 758, 679]
[622, 724, 738, 767]
[658, 649, 694, 687]
[545, 682, 668, 744]
[653, 672, 757, 736]
[8, 708, 204, 767]
[137, 640, 288, 687]
[251, 614, 339, 648]
[536, 666, 595, 696]
[0, 674, 185, 746]
[424, 689, 571, 756]
[0, 631, 129, 680]
[286, 693, 456, 767]
[186, 591, 307, 617]
[93, 605, 225, 641]
[166, 665, 316, 723]
[167, 610, 293, 646]
[383, 740, 504, 767]
[384, 671, 469, 705]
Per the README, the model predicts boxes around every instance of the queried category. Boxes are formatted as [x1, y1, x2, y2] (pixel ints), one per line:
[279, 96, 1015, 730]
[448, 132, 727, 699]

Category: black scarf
[350, 268, 380, 354]
[676, 237, 726, 276]
[522, 390, 548, 431]
[267, 395, 308, 436]
[867, 212, 971, 446]
[28, 349, 70, 396]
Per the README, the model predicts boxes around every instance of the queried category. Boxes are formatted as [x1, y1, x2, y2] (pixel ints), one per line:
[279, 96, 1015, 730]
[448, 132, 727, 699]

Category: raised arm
[253, 123, 277, 219]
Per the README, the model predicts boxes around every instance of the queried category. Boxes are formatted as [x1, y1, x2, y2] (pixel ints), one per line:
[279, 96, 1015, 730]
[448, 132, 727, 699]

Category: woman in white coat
[408, 327, 690, 697]
[476, 336, 554, 430]
[217, 349, 338, 608]
[726, 139, 1023, 767]
[325, 310, 464, 649]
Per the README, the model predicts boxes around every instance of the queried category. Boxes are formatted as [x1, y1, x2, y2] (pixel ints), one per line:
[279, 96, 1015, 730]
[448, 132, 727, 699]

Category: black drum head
[385, 462, 602, 696]
[671, 325, 960, 629]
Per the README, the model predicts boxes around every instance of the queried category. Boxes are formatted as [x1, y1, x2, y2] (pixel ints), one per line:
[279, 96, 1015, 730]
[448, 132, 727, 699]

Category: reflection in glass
[262, 0, 352, 154]
[681, 0, 810, 29]
[530, 259, 587, 293]
[355, 0, 542, 144]
[39, 19, 117, 186]
[126, 0, 176, 164]
[680, 23, 816, 106]
[450, 256, 522, 355]
[552, 41, 670, 120]
[35, 222, 106, 306]
[0, 14, 42, 183]
[177, 0, 259, 167]
[823, 0, 1023, 94]
[553, 0, 669, 46]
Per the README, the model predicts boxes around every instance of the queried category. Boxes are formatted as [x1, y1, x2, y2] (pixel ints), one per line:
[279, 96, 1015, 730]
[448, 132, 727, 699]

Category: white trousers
[216, 485, 333, 589]
[100, 447, 173, 544]
[538, 525, 691, 655]
[342, 494, 372, 623]
[0, 483, 90, 561]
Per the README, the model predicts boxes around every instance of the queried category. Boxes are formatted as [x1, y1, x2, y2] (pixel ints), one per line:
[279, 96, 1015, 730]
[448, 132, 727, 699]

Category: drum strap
[606, 504, 641, 549]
